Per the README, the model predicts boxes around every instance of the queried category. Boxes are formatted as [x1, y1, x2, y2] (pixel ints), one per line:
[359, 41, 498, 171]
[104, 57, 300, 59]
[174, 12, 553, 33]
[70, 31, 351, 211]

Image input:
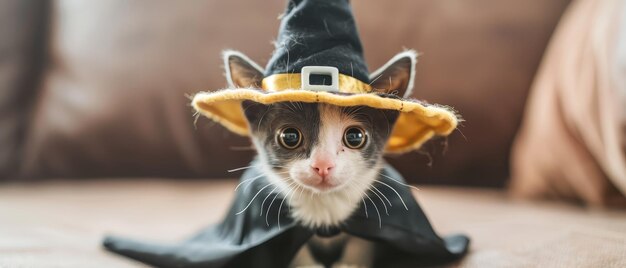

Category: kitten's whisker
[234, 170, 288, 192]
[361, 197, 368, 219]
[343, 179, 359, 194]
[379, 173, 421, 191]
[295, 183, 305, 203]
[260, 186, 279, 216]
[277, 186, 296, 230]
[365, 193, 382, 228]
[288, 184, 300, 213]
[368, 188, 388, 215]
[268, 165, 288, 171]
[375, 180, 409, 210]
[234, 173, 264, 192]
[227, 165, 256, 173]
[345, 178, 369, 219]
[266, 180, 295, 226]
[266, 193, 280, 226]
[372, 184, 392, 207]
[236, 183, 274, 215]
[228, 164, 286, 173]
[345, 180, 372, 221]
[342, 180, 359, 198]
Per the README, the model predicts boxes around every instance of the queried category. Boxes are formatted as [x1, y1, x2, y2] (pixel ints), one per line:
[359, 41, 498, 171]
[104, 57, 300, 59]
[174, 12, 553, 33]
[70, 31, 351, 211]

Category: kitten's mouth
[296, 177, 342, 192]
[312, 181, 336, 191]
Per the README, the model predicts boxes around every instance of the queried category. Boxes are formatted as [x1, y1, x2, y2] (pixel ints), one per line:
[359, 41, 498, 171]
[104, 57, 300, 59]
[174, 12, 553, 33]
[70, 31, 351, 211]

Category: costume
[104, 0, 468, 267]
[104, 163, 468, 267]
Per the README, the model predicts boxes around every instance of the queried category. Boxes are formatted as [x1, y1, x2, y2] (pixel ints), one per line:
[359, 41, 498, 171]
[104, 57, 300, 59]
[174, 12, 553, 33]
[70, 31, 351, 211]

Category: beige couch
[2, 180, 625, 267]
[2, 0, 625, 267]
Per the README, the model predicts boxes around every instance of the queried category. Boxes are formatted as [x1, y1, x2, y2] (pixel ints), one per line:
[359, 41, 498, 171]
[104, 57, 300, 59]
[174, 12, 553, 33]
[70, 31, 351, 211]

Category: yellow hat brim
[192, 89, 457, 154]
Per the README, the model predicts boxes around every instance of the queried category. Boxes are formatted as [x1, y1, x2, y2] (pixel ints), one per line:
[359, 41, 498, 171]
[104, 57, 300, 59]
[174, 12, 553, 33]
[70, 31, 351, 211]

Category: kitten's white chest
[288, 189, 362, 228]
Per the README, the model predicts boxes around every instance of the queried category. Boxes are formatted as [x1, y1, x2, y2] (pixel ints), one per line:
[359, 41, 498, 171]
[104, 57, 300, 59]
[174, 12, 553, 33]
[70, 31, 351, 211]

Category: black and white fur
[225, 50, 416, 268]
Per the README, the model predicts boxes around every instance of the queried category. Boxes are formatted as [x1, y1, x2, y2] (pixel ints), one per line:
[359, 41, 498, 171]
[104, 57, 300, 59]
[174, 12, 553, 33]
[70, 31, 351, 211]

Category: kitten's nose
[311, 160, 335, 178]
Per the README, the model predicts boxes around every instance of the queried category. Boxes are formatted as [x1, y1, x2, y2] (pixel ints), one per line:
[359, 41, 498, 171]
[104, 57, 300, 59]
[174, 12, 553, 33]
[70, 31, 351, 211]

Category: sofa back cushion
[18, 0, 570, 185]
[0, 0, 48, 179]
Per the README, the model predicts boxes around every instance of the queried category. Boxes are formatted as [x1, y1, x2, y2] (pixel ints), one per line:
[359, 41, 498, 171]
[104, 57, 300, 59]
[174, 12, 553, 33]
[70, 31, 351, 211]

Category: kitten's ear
[241, 100, 270, 128]
[224, 50, 265, 88]
[369, 50, 417, 98]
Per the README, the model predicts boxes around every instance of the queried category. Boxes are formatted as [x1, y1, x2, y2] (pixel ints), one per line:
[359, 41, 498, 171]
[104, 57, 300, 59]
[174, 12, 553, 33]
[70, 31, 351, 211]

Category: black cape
[103, 162, 469, 267]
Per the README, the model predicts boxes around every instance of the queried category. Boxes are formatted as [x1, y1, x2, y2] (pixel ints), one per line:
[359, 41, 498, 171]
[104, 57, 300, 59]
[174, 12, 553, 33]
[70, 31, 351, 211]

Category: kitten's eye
[278, 127, 302, 149]
[343, 126, 367, 149]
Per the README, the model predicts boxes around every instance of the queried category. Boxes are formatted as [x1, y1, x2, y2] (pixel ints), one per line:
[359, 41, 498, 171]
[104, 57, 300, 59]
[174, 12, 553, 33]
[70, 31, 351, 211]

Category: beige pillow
[510, 0, 626, 207]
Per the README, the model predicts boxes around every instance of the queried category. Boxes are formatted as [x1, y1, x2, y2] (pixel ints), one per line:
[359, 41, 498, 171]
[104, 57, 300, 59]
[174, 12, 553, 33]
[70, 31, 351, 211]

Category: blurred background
[1, 0, 626, 266]
[1, 0, 572, 186]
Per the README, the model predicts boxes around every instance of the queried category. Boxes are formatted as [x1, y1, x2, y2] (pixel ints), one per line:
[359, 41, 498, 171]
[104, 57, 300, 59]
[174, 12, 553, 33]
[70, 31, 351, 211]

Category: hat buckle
[301, 66, 339, 92]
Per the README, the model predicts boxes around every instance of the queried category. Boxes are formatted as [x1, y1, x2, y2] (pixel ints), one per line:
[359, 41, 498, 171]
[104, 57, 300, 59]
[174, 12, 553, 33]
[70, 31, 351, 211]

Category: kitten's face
[244, 102, 398, 194]
[243, 101, 398, 227]
[225, 50, 415, 227]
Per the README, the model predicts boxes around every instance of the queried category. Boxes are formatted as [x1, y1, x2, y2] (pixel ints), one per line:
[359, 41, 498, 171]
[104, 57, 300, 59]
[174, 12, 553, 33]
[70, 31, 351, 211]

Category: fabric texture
[265, 0, 369, 83]
[103, 161, 469, 267]
[510, 0, 626, 207]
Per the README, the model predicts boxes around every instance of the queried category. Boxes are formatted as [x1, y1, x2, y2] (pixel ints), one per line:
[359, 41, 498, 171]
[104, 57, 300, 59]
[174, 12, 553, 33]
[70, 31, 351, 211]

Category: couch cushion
[19, 0, 571, 185]
[355, 0, 571, 186]
[19, 0, 275, 179]
[0, 0, 48, 178]
[0, 180, 624, 267]
[510, 0, 626, 206]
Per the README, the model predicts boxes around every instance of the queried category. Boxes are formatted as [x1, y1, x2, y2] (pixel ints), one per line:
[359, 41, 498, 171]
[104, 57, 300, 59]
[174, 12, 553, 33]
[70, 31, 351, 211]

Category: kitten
[243, 101, 398, 268]
[226, 50, 416, 268]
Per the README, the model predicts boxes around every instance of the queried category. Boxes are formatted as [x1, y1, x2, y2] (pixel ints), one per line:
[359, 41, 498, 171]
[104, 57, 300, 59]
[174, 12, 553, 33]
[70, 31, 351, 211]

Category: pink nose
[311, 159, 335, 178]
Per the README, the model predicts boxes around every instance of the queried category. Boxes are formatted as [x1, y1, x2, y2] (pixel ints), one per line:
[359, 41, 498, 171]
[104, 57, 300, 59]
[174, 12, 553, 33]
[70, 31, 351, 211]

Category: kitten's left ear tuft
[223, 50, 265, 88]
[369, 50, 417, 98]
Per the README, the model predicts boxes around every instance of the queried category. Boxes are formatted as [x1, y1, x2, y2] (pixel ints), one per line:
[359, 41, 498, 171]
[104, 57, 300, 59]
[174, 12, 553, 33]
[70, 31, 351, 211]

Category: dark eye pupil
[345, 127, 365, 148]
[280, 128, 301, 148]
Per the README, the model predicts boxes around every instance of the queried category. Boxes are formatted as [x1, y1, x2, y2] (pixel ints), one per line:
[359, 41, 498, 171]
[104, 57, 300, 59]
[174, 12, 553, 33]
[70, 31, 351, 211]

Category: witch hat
[192, 0, 458, 153]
